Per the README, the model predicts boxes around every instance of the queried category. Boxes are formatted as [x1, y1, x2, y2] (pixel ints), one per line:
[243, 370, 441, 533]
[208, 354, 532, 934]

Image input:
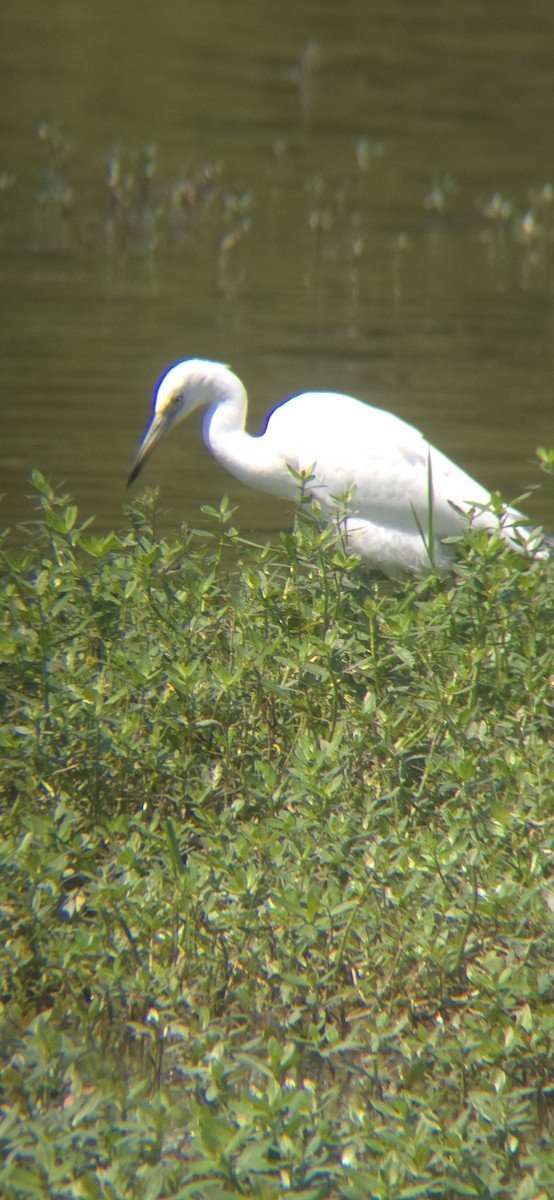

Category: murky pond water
[1, 0, 553, 541]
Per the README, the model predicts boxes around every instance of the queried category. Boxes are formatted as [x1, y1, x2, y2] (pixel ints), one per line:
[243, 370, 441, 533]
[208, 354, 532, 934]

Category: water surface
[1, 0, 553, 539]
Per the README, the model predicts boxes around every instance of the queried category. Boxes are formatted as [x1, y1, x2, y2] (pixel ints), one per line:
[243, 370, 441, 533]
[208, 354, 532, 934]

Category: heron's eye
[171, 394, 182, 408]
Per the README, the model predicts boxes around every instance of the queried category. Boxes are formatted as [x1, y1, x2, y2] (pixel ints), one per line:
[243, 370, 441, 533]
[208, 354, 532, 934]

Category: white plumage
[128, 359, 547, 576]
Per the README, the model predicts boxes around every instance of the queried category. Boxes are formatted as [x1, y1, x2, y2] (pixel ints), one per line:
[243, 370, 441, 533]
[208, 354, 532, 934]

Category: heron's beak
[127, 411, 172, 486]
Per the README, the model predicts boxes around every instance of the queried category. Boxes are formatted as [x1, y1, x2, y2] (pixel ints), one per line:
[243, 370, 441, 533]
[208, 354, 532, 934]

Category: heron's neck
[201, 370, 284, 490]
[202, 369, 247, 445]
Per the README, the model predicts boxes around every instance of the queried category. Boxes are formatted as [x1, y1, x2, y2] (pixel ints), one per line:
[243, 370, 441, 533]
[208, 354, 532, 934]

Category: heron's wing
[265, 392, 493, 537]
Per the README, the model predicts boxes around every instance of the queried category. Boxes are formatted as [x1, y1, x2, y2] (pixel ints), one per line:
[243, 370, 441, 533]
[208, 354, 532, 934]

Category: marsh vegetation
[1, 476, 553, 1197]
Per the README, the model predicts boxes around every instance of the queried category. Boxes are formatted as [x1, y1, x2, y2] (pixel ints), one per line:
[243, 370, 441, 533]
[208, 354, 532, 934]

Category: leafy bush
[1, 473, 553, 1198]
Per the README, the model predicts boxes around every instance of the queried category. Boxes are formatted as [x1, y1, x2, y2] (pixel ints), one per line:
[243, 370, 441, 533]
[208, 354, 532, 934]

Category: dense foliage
[1, 474, 553, 1199]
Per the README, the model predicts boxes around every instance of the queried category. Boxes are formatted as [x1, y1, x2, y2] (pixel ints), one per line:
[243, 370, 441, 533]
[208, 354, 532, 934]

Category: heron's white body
[128, 359, 540, 576]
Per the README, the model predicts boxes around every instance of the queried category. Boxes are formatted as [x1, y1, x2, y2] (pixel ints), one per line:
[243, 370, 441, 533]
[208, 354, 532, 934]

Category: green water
[1, 0, 553, 538]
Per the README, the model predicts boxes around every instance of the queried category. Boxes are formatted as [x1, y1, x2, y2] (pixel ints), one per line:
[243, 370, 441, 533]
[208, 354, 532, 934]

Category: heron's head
[128, 359, 229, 485]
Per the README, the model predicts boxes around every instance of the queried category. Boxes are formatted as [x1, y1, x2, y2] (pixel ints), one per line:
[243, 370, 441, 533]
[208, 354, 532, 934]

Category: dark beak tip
[127, 461, 143, 488]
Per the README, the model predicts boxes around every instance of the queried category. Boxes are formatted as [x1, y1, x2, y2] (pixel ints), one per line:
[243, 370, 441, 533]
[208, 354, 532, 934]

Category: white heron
[128, 359, 550, 576]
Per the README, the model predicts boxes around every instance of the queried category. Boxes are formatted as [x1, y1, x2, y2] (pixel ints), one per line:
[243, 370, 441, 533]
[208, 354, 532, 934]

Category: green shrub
[0, 473, 553, 1198]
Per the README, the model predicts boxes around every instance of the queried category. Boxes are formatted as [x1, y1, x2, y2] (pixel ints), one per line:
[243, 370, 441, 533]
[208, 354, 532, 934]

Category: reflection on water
[1, 0, 553, 540]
